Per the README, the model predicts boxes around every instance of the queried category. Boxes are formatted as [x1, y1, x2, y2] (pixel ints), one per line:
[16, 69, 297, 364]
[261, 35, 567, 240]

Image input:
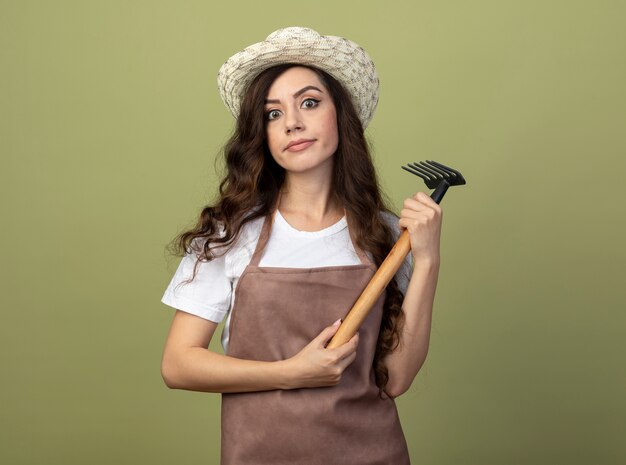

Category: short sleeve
[161, 248, 232, 324]
[381, 211, 413, 295]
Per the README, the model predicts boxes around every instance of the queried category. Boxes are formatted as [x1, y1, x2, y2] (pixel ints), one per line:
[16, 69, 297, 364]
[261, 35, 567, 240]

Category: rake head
[401, 160, 466, 204]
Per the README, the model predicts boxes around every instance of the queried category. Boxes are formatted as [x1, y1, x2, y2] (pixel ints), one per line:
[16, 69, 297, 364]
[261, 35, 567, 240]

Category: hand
[399, 192, 443, 264]
[283, 319, 359, 389]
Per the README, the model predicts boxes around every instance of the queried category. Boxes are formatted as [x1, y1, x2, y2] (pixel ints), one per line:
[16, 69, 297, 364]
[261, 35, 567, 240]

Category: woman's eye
[302, 98, 320, 109]
[266, 109, 281, 121]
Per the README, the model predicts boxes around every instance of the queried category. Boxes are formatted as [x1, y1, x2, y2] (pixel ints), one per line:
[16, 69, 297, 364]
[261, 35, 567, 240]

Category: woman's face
[264, 66, 339, 175]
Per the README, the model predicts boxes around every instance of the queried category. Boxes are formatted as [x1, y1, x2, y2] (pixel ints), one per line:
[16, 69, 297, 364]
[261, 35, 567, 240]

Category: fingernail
[332, 319, 341, 326]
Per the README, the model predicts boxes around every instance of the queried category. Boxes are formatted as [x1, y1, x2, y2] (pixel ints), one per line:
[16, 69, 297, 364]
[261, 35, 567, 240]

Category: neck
[278, 168, 343, 231]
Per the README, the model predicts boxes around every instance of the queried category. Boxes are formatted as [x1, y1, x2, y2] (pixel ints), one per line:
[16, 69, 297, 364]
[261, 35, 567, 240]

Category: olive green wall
[2, 1, 624, 464]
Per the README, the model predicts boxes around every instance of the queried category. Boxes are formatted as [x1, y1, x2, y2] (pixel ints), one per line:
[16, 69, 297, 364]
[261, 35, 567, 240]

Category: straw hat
[217, 27, 379, 128]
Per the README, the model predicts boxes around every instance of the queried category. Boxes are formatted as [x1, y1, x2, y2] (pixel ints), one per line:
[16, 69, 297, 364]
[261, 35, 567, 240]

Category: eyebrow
[265, 85, 324, 104]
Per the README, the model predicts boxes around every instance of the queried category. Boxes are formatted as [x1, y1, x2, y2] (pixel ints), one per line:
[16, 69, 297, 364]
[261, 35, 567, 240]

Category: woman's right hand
[282, 319, 360, 389]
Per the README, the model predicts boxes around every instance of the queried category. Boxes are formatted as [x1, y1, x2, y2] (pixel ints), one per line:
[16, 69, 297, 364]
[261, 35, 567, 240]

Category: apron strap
[346, 212, 375, 268]
[249, 212, 275, 267]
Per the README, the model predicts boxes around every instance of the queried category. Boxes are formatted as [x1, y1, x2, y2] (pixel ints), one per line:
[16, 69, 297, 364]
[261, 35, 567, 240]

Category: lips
[285, 139, 315, 152]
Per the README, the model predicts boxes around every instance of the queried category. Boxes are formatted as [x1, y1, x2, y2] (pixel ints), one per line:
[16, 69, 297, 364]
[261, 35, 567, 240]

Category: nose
[284, 109, 304, 134]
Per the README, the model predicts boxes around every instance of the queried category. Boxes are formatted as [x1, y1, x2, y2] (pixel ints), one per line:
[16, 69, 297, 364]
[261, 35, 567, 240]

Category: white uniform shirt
[162, 210, 412, 353]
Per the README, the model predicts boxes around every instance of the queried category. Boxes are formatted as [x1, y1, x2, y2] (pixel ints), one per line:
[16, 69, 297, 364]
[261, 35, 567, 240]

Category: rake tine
[418, 161, 449, 180]
[427, 160, 465, 183]
[401, 164, 430, 182]
[407, 163, 437, 181]
[403, 159, 466, 203]
[422, 161, 453, 179]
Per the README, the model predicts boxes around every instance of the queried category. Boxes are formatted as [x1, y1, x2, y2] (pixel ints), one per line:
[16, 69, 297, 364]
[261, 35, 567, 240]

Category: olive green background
[2, 0, 624, 464]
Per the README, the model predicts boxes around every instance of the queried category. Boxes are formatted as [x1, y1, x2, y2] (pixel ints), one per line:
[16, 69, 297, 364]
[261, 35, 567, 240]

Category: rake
[327, 160, 466, 349]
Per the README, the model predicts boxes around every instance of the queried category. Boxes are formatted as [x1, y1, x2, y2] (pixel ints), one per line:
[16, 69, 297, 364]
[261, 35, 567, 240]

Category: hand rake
[327, 160, 466, 349]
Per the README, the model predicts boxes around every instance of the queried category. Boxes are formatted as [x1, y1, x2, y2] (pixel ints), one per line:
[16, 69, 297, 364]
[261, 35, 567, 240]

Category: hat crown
[266, 27, 319, 42]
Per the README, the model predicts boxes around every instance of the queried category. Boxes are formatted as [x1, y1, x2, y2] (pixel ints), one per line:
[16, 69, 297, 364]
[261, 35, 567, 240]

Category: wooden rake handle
[325, 160, 466, 349]
[326, 230, 411, 349]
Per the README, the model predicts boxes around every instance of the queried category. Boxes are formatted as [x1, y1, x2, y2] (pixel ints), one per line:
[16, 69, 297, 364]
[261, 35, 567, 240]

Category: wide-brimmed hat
[217, 27, 379, 128]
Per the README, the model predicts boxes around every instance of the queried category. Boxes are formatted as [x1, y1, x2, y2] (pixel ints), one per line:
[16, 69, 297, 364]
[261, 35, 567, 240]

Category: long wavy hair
[170, 63, 405, 397]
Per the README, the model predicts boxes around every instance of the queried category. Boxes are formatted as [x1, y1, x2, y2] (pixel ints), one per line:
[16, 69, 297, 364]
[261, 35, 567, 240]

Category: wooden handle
[326, 230, 411, 349]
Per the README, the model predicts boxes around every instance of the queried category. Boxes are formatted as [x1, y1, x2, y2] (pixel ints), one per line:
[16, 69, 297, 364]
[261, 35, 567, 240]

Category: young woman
[161, 27, 442, 465]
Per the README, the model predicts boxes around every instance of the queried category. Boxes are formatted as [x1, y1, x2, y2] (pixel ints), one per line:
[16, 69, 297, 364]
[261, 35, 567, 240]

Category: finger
[415, 191, 442, 210]
[400, 202, 440, 223]
[315, 319, 342, 347]
[398, 215, 431, 230]
[405, 195, 441, 214]
[332, 332, 360, 360]
[400, 208, 430, 221]
[336, 350, 357, 371]
[403, 197, 431, 213]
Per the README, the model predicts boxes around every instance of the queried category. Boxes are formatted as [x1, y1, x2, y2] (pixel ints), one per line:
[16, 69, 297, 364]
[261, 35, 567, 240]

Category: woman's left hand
[399, 192, 443, 264]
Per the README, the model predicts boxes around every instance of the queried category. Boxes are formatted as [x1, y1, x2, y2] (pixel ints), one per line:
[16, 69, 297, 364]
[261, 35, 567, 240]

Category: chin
[292, 157, 334, 173]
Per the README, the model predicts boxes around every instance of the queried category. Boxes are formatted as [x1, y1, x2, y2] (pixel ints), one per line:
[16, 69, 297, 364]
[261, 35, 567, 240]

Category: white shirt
[161, 210, 412, 353]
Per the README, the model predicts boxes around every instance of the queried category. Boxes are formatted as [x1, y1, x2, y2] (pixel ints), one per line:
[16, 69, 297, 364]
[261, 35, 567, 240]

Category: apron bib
[221, 213, 410, 465]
